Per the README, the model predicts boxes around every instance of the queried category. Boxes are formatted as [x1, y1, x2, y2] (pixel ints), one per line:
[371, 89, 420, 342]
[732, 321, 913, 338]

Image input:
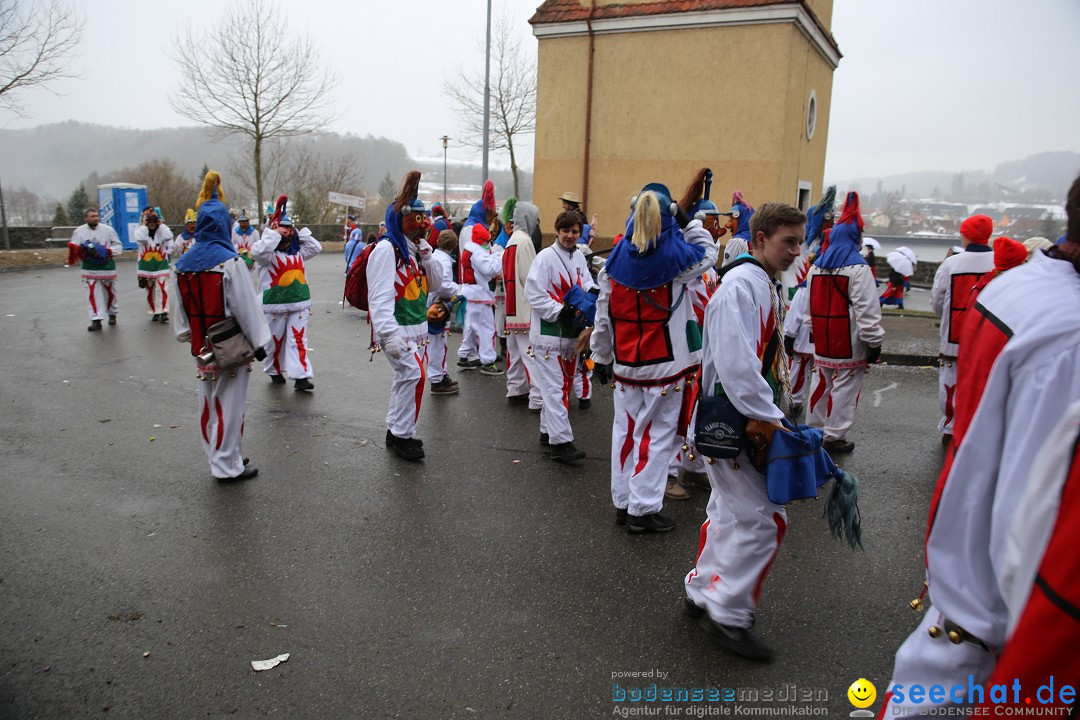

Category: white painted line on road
[874, 382, 899, 407]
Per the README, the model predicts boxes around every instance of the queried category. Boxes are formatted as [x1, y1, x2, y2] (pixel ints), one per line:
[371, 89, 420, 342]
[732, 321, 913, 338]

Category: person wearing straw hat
[803, 191, 884, 454]
[930, 214, 994, 440]
[171, 172, 271, 482]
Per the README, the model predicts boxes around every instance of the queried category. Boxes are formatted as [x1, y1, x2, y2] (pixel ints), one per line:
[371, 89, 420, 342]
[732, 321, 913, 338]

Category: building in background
[529, 0, 839, 237]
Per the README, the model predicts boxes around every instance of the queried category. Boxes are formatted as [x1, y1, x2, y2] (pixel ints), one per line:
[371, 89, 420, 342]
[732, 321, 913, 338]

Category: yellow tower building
[529, 0, 839, 237]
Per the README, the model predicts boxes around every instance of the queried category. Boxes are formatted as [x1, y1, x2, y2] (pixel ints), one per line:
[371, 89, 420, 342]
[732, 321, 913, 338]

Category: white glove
[417, 240, 433, 261]
[382, 334, 408, 361]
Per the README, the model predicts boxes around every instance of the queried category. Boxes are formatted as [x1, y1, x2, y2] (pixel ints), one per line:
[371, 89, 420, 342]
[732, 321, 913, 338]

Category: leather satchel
[205, 317, 257, 370]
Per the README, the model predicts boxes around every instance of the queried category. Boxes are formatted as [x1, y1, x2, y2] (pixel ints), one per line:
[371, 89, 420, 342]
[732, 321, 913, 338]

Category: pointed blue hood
[174, 198, 239, 272]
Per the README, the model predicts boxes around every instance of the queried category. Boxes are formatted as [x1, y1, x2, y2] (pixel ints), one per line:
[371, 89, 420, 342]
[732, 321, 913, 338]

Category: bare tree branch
[444, 12, 536, 197]
[169, 0, 339, 210]
[0, 0, 84, 117]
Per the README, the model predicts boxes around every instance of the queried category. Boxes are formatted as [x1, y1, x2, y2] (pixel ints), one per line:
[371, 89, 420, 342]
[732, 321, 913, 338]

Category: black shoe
[478, 362, 503, 376]
[822, 438, 855, 454]
[550, 441, 585, 463]
[430, 377, 460, 395]
[159, 313, 169, 323]
[578, 398, 591, 409]
[269, 374, 286, 385]
[684, 595, 705, 618]
[217, 465, 258, 482]
[615, 508, 628, 526]
[539, 432, 550, 446]
[243, 457, 249, 466]
[507, 394, 529, 406]
[151, 313, 161, 322]
[386, 431, 425, 461]
[386, 429, 423, 448]
[457, 358, 481, 370]
[108, 315, 117, 326]
[87, 319, 102, 332]
[294, 378, 314, 392]
[701, 615, 774, 662]
[627, 512, 675, 534]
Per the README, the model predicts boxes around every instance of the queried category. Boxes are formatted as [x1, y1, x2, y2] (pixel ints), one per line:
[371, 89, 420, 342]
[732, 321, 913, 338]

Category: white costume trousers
[685, 457, 788, 628]
[807, 365, 865, 441]
[385, 343, 428, 438]
[534, 351, 576, 444]
[505, 332, 540, 404]
[611, 385, 682, 516]
[574, 363, 593, 400]
[263, 309, 313, 380]
[459, 302, 497, 364]
[938, 360, 957, 436]
[428, 332, 449, 383]
[84, 278, 118, 320]
[197, 366, 252, 479]
[143, 277, 169, 315]
[789, 353, 813, 406]
[883, 606, 995, 713]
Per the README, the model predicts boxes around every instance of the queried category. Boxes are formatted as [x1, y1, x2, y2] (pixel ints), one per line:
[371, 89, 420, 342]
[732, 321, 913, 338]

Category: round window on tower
[807, 90, 818, 141]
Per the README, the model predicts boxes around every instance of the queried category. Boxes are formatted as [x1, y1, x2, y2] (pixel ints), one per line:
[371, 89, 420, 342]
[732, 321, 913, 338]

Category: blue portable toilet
[98, 183, 148, 250]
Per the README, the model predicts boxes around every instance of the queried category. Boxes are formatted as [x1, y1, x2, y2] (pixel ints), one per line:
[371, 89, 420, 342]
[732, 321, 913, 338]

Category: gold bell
[947, 630, 963, 644]
[609, 383, 616, 389]
[928, 626, 942, 638]
[682, 444, 690, 452]
[687, 452, 695, 461]
[909, 598, 924, 611]
[732, 461, 740, 470]
[660, 388, 667, 397]
[707, 457, 715, 465]
[673, 384, 681, 392]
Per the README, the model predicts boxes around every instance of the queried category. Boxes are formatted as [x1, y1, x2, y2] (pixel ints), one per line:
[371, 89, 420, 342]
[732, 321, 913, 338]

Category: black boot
[294, 378, 314, 392]
[386, 431, 425, 461]
[550, 441, 585, 464]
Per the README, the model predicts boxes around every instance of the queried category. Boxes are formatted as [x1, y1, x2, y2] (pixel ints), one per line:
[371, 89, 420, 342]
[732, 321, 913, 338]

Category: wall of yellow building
[533, 15, 834, 242]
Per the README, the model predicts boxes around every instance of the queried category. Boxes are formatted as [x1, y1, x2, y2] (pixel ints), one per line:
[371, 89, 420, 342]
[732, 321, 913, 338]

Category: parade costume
[525, 229, 597, 454]
[427, 245, 461, 390]
[457, 181, 496, 364]
[721, 191, 754, 267]
[783, 284, 813, 409]
[457, 222, 502, 369]
[502, 201, 542, 408]
[172, 177, 271, 481]
[344, 224, 364, 273]
[879, 247, 916, 309]
[134, 217, 175, 320]
[684, 254, 789, 655]
[366, 172, 443, 458]
[803, 192, 884, 448]
[881, 248, 1080, 714]
[967, 237, 1026, 312]
[591, 184, 718, 528]
[493, 199, 515, 344]
[173, 209, 198, 258]
[783, 186, 835, 301]
[930, 215, 994, 436]
[251, 198, 323, 388]
[231, 211, 257, 270]
[68, 219, 123, 327]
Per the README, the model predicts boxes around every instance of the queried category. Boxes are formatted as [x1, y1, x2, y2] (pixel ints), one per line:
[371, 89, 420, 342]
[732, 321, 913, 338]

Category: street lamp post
[440, 135, 449, 206]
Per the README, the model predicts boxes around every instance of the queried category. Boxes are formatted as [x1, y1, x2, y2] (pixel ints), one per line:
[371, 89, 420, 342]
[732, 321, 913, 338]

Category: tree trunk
[254, 135, 264, 223]
[508, 137, 519, 199]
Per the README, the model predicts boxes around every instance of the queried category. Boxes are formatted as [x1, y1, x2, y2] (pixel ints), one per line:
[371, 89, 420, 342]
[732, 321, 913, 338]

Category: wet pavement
[1, 257, 947, 718]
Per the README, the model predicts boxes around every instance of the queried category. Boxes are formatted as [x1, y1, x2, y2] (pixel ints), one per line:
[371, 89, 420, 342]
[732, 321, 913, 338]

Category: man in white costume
[502, 201, 542, 409]
[68, 208, 123, 331]
[134, 208, 175, 323]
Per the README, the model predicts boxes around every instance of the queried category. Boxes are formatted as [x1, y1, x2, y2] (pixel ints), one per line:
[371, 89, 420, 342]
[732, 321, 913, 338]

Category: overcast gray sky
[3, 0, 1078, 183]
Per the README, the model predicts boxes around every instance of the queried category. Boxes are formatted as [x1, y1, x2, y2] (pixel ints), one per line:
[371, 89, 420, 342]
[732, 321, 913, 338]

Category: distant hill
[828, 151, 1080, 202]
[0, 122, 531, 208]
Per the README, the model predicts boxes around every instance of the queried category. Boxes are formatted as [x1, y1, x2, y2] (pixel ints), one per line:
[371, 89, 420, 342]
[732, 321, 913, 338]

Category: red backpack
[344, 242, 377, 310]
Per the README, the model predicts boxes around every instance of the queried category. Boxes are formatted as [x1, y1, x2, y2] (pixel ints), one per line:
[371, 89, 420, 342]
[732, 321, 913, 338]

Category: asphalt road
[1, 255, 945, 719]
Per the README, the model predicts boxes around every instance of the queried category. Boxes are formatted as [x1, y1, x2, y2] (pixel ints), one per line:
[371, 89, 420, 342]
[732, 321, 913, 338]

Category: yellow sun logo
[270, 255, 307, 287]
[142, 250, 164, 262]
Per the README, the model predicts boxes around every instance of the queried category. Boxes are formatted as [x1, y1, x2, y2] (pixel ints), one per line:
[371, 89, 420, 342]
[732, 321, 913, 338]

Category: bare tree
[445, 13, 535, 198]
[283, 143, 365, 225]
[0, 0, 83, 116]
[170, 0, 337, 216]
[126, 158, 199, 225]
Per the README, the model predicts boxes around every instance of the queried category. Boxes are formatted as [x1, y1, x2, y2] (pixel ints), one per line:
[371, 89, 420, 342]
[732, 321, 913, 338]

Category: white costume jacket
[251, 228, 322, 314]
[930, 245, 994, 358]
[803, 263, 884, 368]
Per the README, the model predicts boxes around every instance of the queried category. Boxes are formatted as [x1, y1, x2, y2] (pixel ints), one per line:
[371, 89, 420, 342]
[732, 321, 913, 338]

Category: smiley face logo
[847, 679, 877, 709]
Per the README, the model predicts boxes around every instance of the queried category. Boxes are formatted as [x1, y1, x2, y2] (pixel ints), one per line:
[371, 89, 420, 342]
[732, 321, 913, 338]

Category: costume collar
[965, 244, 991, 253]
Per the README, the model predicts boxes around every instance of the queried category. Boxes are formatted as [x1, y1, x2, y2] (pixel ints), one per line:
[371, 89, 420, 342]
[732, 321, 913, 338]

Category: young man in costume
[231, 210, 257, 271]
[251, 196, 323, 392]
[457, 214, 503, 376]
[525, 211, 597, 464]
[367, 171, 443, 461]
[879, 175, 1080, 716]
[457, 181, 497, 370]
[173, 209, 198, 257]
[720, 191, 755, 267]
[172, 172, 271, 482]
[502, 201, 542, 409]
[929, 213, 994, 439]
[134, 208, 175, 323]
[803, 191, 884, 453]
[68, 208, 123, 331]
[683, 202, 804, 662]
[426, 228, 461, 396]
[591, 183, 718, 532]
